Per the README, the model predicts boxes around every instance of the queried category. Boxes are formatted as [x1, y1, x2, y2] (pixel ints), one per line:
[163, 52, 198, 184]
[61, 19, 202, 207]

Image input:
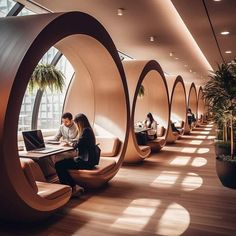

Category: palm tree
[29, 64, 65, 92]
[203, 59, 236, 158]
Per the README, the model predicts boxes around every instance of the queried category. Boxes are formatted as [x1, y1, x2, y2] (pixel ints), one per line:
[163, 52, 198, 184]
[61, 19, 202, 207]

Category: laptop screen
[22, 130, 46, 151]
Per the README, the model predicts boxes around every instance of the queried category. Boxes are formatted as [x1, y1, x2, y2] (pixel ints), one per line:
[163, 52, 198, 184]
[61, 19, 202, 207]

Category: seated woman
[143, 112, 158, 140]
[187, 108, 196, 128]
[55, 113, 97, 196]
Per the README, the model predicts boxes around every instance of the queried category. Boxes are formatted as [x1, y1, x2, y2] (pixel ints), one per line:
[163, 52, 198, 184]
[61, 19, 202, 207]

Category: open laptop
[22, 130, 63, 154]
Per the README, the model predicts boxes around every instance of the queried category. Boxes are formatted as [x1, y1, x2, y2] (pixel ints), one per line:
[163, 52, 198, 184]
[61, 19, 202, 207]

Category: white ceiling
[18, 0, 236, 86]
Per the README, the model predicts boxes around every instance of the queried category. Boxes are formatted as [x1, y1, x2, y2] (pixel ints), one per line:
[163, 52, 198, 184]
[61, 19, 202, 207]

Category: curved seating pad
[139, 145, 151, 152]
[37, 181, 71, 200]
[69, 157, 116, 177]
[148, 138, 165, 151]
[96, 136, 120, 157]
[20, 158, 72, 200]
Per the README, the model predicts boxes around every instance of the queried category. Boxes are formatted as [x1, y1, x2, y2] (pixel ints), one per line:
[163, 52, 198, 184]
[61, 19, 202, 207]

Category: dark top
[74, 127, 96, 166]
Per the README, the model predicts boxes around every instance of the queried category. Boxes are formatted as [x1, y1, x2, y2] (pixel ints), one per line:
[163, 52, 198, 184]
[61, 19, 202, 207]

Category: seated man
[53, 112, 79, 143]
[40, 113, 79, 178]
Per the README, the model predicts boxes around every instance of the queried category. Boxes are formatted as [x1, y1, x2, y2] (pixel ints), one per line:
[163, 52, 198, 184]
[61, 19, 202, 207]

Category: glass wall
[18, 47, 59, 131]
[37, 55, 74, 130]
[0, 0, 15, 16]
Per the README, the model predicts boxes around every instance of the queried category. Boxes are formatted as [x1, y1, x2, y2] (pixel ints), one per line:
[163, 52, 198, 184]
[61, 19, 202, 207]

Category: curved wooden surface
[123, 60, 170, 163]
[166, 76, 187, 143]
[0, 12, 129, 222]
[185, 82, 198, 134]
[197, 86, 206, 122]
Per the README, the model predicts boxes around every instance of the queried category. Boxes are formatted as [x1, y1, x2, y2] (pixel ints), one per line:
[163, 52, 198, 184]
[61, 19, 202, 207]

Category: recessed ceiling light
[189, 69, 192, 73]
[225, 50, 232, 54]
[117, 8, 124, 16]
[175, 57, 179, 60]
[150, 36, 155, 42]
[213, 0, 222, 2]
[221, 31, 230, 35]
[169, 52, 174, 57]
[184, 64, 188, 67]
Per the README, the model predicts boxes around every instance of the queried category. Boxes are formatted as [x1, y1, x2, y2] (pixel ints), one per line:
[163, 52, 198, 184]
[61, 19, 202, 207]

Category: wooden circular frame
[0, 12, 130, 222]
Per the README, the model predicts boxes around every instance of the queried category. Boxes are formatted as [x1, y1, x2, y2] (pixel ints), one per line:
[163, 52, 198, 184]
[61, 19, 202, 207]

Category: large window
[18, 7, 35, 16]
[18, 47, 60, 131]
[0, 0, 15, 16]
[37, 55, 74, 130]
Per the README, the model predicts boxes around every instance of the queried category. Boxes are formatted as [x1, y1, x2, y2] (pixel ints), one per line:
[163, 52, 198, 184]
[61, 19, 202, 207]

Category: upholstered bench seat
[20, 158, 72, 201]
[69, 157, 116, 176]
[148, 138, 165, 152]
[36, 181, 71, 200]
[69, 157, 116, 188]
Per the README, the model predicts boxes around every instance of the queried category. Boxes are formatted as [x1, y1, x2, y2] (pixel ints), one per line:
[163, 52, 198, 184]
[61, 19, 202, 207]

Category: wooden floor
[1, 123, 236, 236]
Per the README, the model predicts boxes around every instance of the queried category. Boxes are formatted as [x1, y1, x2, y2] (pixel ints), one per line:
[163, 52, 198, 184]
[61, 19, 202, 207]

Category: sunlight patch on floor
[197, 148, 210, 154]
[195, 135, 207, 139]
[181, 173, 203, 191]
[191, 157, 207, 167]
[150, 171, 203, 191]
[111, 199, 161, 231]
[181, 147, 197, 153]
[189, 140, 203, 145]
[170, 156, 191, 166]
[156, 203, 190, 236]
[169, 156, 207, 167]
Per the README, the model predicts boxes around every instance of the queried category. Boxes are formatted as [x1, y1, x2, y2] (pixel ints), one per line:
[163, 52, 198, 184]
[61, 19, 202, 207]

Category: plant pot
[216, 157, 236, 189]
[215, 140, 236, 156]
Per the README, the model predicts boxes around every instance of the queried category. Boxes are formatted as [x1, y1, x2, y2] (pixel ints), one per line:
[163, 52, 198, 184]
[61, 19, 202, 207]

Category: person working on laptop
[42, 112, 79, 178]
[55, 113, 98, 196]
[53, 112, 79, 142]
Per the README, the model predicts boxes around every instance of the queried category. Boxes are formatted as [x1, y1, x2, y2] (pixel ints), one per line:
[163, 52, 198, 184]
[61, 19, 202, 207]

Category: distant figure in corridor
[144, 112, 158, 140]
[187, 108, 196, 128]
[55, 113, 97, 196]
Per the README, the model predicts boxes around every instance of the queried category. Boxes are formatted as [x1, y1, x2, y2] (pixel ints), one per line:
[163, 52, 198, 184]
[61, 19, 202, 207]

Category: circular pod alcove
[166, 76, 187, 143]
[184, 82, 198, 134]
[123, 60, 170, 163]
[197, 86, 207, 123]
[0, 12, 129, 222]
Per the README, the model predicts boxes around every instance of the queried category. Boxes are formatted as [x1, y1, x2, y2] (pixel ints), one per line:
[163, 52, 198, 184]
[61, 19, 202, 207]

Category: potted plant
[138, 84, 145, 98]
[203, 58, 236, 188]
[29, 63, 66, 92]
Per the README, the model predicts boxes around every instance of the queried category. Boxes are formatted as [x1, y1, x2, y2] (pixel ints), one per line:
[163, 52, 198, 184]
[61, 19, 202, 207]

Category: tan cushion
[96, 137, 120, 157]
[139, 145, 151, 152]
[20, 158, 38, 193]
[36, 181, 71, 200]
[69, 157, 116, 176]
[156, 126, 165, 137]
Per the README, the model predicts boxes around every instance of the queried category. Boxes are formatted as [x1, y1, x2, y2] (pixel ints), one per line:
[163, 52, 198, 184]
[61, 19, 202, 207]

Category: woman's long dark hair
[74, 113, 93, 133]
[146, 112, 154, 128]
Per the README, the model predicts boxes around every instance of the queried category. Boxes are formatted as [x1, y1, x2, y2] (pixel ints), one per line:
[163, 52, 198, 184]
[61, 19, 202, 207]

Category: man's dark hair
[62, 112, 73, 120]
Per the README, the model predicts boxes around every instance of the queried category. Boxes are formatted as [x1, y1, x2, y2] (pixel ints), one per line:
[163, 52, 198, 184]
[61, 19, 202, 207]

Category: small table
[134, 127, 151, 133]
[19, 145, 74, 161]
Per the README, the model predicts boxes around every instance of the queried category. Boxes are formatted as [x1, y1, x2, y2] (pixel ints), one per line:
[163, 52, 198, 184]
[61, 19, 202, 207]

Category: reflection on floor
[1, 123, 236, 236]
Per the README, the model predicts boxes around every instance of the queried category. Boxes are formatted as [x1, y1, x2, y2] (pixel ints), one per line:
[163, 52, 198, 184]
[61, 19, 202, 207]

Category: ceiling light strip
[202, 0, 225, 63]
[27, 0, 52, 13]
